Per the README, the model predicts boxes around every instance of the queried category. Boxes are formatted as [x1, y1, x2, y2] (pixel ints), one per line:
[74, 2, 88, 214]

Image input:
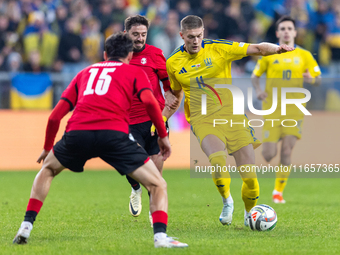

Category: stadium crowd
[0, 0, 339, 111]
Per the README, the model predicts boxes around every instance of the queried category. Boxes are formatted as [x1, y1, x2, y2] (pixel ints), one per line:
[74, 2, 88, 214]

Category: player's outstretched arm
[251, 73, 267, 101]
[247, 43, 294, 56]
[162, 89, 183, 120]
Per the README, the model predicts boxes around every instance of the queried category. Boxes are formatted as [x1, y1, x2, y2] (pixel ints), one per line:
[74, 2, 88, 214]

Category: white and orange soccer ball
[247, 204, 277, 231]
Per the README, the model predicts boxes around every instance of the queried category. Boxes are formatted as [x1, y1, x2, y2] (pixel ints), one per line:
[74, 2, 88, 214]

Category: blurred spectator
[22, 11, 59, 69]
[0, 14, 9, 70]
[23, 50, 46, 73]
[226, 0, 255, 41]
[83, 17, 103, 63]
[50, 5, 68, 35]
[146, 15, 163, 44]
[289, 0, 313, 47]
[326, 3, 340, 76]
[55, 17, 84, 100]
[112, 0, 127, 23]
[176, 0, 192, 21]
[70, 0, 92, 22]
[152, 19, 183, 57]
[195, 0, 217, 17]
[310, 0, 332, 63]
[57, 17, 83, 67]
[6, 0, 21, 32]
[94, 1, 114, 33]
[104, 22, 123, 40]
[61, 0, 73, 9]
[139, 0, 157, 21]
[154, 0, 169, 19]
[255, 0, 286, 40]
[7, 52, 22, 73]
[255, 0, 286, 19]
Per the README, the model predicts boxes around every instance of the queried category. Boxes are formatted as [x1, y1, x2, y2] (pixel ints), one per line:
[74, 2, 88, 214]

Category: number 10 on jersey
[282, 69, 291, 80]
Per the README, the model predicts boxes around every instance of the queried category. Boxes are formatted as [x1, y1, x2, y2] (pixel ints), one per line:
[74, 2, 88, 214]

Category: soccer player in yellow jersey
[251, 16, 321, 204]
[163, 15, 294, 226]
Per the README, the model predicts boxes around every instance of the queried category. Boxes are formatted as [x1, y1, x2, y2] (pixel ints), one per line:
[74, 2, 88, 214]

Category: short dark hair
[276, 16, 296, 30]
[180, 15, 203, 31]
[105, 32, 133, 59]
[124, 15, 150, 31]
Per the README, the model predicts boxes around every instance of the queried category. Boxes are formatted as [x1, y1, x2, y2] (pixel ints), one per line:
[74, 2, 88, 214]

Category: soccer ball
[247, 204, 277, 231]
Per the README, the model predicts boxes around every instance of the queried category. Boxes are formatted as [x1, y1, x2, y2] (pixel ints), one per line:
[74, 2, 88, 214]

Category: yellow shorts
[191, 115, 261, 155]
[263, 118, 303, 143]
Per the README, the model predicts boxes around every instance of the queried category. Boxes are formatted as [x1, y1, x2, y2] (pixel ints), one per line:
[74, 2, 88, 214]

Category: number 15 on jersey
[84, 68, 116, 96]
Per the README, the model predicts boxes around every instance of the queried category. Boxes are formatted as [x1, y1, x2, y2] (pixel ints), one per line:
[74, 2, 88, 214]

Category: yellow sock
[238, 164, 259, 212]
[274, 164, 291, 193]
[274, 178, 288, 193]
[209, 151, 231, 199]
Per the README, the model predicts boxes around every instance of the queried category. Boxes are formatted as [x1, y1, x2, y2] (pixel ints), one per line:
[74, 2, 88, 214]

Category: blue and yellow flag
[10, 73, 53, 110]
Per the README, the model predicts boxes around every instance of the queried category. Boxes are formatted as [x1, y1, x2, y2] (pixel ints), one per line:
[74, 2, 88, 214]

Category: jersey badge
[204, 58, 213, 68]
[294, 57, 300, 64]
[141, 58, 147, 64]
[191, 64, 201, 70]
[179, 67, 187, 74]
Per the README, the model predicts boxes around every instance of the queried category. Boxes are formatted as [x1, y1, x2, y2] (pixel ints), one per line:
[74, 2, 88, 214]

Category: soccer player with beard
[123, 15, 178, 222]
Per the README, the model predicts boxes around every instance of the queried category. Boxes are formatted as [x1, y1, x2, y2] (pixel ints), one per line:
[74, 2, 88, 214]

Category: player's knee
[158, 177, 167, 191]
[281, 146, 292, 159]
[262, 149, 276, 162]
[242, 178, 259, 190]
[38, 166, 58, 180]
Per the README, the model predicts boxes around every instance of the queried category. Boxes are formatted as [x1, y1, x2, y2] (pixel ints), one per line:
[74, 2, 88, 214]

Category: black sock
[153, 223, 167, 234]
[24, 211, 38, 224]
[126, 175, 140, 190]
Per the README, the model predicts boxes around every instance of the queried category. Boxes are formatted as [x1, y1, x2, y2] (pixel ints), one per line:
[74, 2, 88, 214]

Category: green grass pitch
[0, 170, 339, 255]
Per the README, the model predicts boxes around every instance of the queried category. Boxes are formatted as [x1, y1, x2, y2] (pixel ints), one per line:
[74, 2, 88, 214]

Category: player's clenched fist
[157, 136, 171, 161]
[164, 90, 179, 110]
[255, 89, 268, 102]
[276, 44, 295, 54]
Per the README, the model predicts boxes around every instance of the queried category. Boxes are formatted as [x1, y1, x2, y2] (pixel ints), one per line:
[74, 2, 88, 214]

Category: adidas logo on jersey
[273, 59, 279, 64]
[179, 67, 187, 74]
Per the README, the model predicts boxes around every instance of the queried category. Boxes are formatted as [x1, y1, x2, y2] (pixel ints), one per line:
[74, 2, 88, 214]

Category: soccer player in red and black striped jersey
[123, 15, 179, 220]
[13, 32, 187, 248]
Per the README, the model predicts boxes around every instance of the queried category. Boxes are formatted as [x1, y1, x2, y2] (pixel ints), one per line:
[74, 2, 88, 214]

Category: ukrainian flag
[10, 73, 53, 110]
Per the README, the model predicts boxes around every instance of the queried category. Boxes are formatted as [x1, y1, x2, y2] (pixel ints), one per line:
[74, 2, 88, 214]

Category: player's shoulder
[145, 44, 163, 55]
[127, 63, 143, 72]
[202, 39, 238, 55]
[202, 38, 234, 46]
[295, 45, 313, 56]
[167, 45, 183, 61]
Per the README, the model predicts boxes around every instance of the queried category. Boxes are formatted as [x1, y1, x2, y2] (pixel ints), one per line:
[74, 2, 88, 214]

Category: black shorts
[129, 120, 169, 156]
[53, 130, 149, 174]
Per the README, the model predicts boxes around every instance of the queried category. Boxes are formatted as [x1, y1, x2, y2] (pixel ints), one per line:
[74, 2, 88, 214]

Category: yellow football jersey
[166, 39, 249, 124]
[253, 46, 321, 119]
